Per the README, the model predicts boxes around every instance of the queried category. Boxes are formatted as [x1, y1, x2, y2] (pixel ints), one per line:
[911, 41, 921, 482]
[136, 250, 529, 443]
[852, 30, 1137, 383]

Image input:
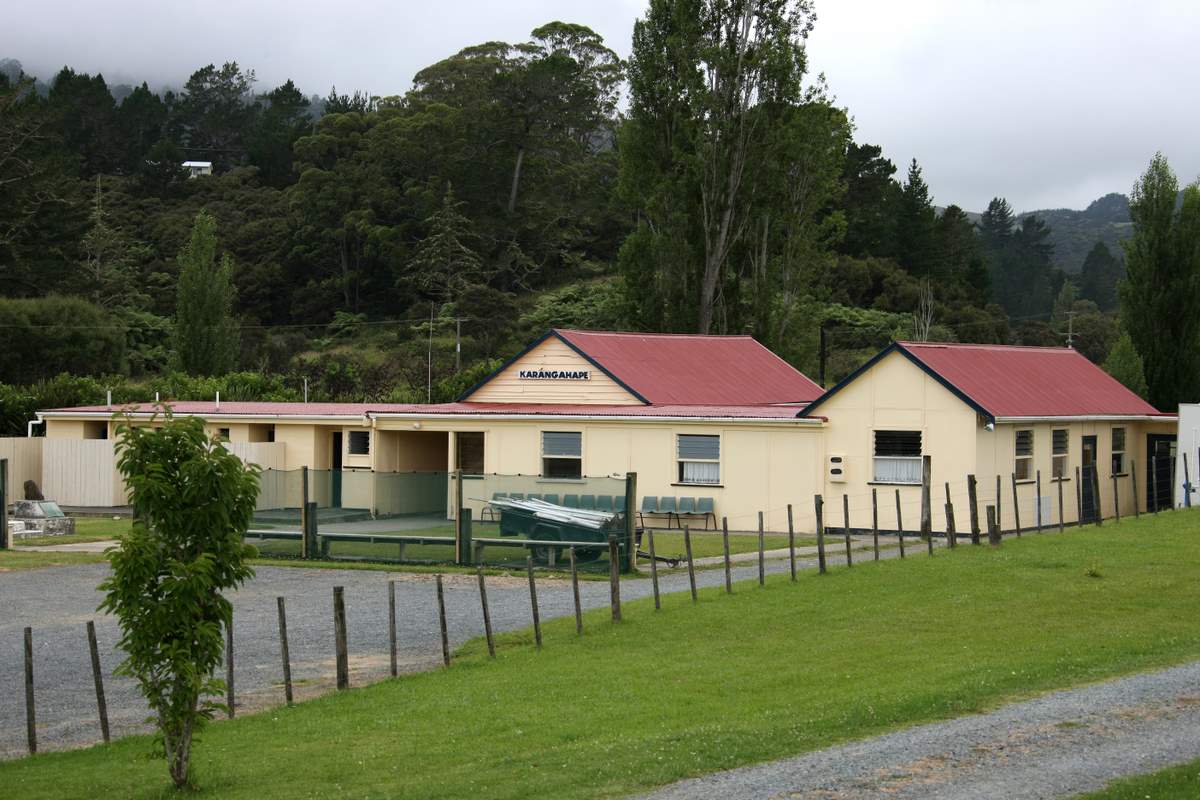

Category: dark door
[331, 432, 343, 509]
[1080, 435, 1098, 523]
[1146, 433, 1176, 511]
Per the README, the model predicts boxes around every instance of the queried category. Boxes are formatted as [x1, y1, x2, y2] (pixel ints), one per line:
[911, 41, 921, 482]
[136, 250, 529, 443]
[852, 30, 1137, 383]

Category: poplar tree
[1119, 153, 1200, 409]
[1103, 331, 1149, 400]
[173, 210, 240, 376]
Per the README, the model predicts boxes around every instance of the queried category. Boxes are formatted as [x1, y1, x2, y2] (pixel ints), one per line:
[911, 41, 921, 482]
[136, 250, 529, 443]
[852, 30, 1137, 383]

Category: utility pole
[818, 322, 827, 388]
[427, 305, 434, 403]
[1064, 311, 1077, 349]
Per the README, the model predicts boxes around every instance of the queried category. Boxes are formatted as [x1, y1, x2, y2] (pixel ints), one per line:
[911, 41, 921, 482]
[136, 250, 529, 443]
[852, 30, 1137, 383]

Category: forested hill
[0, 5, 1155, 430]
[1019, 193, 1133, 274]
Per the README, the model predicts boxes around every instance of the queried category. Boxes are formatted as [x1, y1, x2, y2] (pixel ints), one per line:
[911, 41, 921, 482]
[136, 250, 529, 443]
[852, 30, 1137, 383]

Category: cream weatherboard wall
[816, 349, 979, 533]
[465, 336, 642, 405]
[372, 416, 825, 532]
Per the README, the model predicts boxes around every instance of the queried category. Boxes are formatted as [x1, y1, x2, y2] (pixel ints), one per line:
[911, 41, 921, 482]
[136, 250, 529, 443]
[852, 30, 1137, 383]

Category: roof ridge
[898, 340, 1076, 353]
[556, 328, 755, 340]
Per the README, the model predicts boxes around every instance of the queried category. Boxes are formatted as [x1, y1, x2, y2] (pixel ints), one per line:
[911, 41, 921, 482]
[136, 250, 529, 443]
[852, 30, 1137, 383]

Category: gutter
[994, 415, 1178, 423]
[38, 411, 369, 423]
[368, 411, 825, 425]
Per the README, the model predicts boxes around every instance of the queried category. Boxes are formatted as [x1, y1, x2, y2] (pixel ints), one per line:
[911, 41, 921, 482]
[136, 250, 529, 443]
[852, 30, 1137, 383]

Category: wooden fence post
[722, 517, 733, 593]
[871, 489, 880, 561]
[1112, 474, 1121, 523]
[453, 468, 464, 564]
[986, 506, 1001, 546]
[842, 494, 852, 567]
[0, 458, 8, 550]
[787, 504, 798, 580]
[1057, 475, 1065, 533]
[895, 489, 905, 558]
[24, 626, 36, 755]
[333, 586, 349, 688]
[968, 474, 981, 545]
[526, 556, 542, 648]
[815, 495, 827, 573]
[1011, 473, 1022, 536]
[647, 530, 661, 610]
[225, 617, 235, 718]
[477, 569, 495, 657]
[388, 580, 398, 677]
[757, 511, 765, 586]
[996, 474, 1003, 534]
[277, 597, 293, 705]
[1150, 457, 1159, 515]
[86, 621, 110, 743]
[435, 575, 450, 666]
[1131, 460, 1140, 519]
[1036, 470, 1043, 532]
[684, 526, 697, 602]
[920, 455, 932, 555]
[944, 482, 956, 548]
[608, 534, 623, 621]
[300, 465, 310, 559]
[1092, 467, 1103, 527]
[625, 472, 638, 572]
[569, 547, 583, 634]
[1184, 454, 1192, 509]
[1080, 465, 1089, 527]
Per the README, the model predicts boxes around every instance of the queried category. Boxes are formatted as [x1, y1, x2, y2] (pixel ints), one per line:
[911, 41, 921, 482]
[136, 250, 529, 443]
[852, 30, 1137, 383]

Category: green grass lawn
[1079, 756, 1200, 798]
[4, 511, 1200, 799]
[14, 516, 132, 546]
[0, 549, 107, 570]
[648, 530, 818, 559]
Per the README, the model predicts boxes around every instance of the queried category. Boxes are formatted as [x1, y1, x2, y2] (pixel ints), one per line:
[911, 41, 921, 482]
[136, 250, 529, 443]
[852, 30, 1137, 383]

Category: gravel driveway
[2, 544, 872, 759]
[638, 660, 1200, 800]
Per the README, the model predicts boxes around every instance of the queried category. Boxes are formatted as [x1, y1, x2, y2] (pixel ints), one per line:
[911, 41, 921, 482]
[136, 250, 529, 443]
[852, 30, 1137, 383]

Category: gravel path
[2, 541, 906, 759]
[639, 660, 1200, 800]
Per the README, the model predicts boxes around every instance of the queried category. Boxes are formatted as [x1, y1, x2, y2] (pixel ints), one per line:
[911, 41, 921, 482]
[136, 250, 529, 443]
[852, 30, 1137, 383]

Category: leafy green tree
[620, 0, 818, 333]
[1078, 240, 1123, 311]
[838, 142, 899, 258]
[936, 205, 988, 298]
[77, 178, 151, 308]
[977, 197, 1015, 252]
[1119, 153, 1200, 410]
[173, 210, 240, 375]
[47, 67, 120, 175]
[894, 159, 937, 277]
[116, 83, 169, 172]
[247, 79, 311, 187]
[99, 414, 258, 789]
[403, 185, 489, 305]
[0, 295, 126, 382]
[177, 62, 259, 169]
[1103, 331, 1149, 399]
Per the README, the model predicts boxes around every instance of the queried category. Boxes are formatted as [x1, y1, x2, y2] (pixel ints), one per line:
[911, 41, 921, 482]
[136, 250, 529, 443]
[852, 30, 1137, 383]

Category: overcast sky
[6, 0, 1198, 211]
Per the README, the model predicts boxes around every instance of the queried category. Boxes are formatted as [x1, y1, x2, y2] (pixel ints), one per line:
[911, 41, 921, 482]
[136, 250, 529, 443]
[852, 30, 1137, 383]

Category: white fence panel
[224, 442, 286, 470]
[41, 439, 125, 507]
[0, 438, 44, 500]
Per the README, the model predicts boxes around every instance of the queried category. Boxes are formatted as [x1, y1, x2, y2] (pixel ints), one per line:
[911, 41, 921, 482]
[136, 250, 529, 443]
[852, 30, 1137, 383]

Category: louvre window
[1015, 429, 1033, 480]
[873, 430, 922, 483]
[542, 431, 582, 479]
[1052, 429, 1068, 479]
[347, 430, 370, 456]
[678, 434, 720, 484]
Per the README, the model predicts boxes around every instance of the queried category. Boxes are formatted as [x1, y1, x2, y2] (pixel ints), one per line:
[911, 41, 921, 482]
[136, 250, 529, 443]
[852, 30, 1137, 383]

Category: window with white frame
[873, 430, 922, 484]
[347, 430, 371, 456]
[1052, 429, 1068, 479]
[677, 434, 720, 484]
[1111, 427, 1126, 475]
[542, 431, 582, 479]
[1015, 429, 1034, 481]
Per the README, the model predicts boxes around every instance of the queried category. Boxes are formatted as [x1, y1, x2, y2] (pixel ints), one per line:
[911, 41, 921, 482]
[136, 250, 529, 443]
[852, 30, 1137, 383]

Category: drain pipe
[27, 414, 43, 438]
[106, 390, 112, 410]
[215, 391, 221, 411]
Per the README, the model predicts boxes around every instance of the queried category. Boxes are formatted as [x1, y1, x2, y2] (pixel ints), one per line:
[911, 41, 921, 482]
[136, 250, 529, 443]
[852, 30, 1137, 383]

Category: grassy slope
[4, 512, 1200, 799]
[1080, 756, 1200, 798]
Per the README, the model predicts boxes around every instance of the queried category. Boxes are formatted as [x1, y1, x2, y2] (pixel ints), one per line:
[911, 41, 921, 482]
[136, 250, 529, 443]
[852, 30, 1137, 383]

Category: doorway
[1080, 435, 1098, 523]
[331, 431, 343, 508]
[1146, 433, 1176, 511]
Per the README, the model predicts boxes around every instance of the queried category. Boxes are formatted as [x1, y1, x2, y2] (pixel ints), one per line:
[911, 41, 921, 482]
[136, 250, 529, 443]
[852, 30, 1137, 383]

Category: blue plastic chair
[579, 494, 596, 510]
[638, 496, 658, 527]
[614, 496, 627, 513]
[595, 495, 614, 512]
[527, 493, 542, 502]
[658, 497, 678, 528]
[542, 493, 560, 506]
[697, 497, 716, 529]
[563, 494, 580, 508]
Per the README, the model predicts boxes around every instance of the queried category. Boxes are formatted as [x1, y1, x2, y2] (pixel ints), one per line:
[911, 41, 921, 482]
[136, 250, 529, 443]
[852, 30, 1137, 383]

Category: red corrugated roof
[896, 342, 1167, 418]
[42, 400, 813, 421]
[554, 329, 822, 405]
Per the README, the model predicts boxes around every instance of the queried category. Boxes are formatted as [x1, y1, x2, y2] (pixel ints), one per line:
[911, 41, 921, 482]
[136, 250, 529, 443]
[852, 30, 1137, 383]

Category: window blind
[542, 431, 582, 457]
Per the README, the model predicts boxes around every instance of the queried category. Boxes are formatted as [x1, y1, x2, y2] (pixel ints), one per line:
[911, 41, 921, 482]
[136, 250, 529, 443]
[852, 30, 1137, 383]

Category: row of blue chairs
[639, 496, 717, 530]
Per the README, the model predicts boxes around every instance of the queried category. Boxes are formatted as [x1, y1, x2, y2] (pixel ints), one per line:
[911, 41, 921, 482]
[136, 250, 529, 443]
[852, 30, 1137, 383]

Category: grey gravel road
[638, 660, 1200, 800]
[2, 542, 886, 759]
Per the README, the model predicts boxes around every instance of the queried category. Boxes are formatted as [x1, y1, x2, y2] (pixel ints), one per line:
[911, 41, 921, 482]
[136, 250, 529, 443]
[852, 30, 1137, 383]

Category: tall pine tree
[1119, 153, 1200, 409]
[894, 159, 937, 277]
[173, 210, 240, 376]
